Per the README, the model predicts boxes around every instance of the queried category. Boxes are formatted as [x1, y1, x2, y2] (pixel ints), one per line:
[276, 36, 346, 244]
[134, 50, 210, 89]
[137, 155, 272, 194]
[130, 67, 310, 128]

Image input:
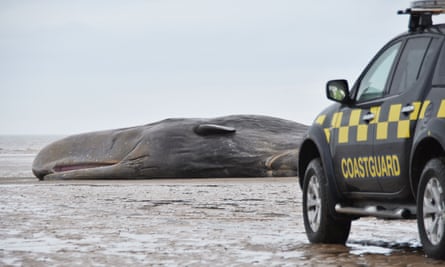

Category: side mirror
[326, 79, 350, 104]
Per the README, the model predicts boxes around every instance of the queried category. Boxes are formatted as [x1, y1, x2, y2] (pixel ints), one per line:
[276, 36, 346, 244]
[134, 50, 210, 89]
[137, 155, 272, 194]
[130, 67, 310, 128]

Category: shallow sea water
[0, 135, 62, 178]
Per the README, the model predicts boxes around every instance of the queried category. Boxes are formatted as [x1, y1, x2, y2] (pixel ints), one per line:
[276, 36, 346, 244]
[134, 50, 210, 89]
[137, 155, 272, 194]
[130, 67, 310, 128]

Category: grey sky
[1, 0, 437, 134]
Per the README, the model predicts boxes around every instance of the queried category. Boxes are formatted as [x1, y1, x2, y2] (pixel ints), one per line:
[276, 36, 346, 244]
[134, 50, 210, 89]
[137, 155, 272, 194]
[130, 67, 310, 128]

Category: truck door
[331, 41, 402, 193]
[372, 36, 442, 195]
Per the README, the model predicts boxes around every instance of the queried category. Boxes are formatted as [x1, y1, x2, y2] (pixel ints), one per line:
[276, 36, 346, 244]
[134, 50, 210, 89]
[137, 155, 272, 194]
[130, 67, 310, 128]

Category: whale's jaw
[53, 161, 119, 172]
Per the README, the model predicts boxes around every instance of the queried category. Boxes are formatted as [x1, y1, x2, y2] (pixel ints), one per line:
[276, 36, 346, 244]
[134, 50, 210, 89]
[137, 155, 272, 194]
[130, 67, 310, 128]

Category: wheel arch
[298, 126, 339, 196]
[298, 139, 320, 189]
[298, 125, 348, 221]
[411, 137, 445, 199]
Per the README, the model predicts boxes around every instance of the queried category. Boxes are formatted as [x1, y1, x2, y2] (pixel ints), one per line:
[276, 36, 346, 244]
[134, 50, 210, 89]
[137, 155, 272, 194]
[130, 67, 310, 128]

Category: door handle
[401, 104, 415, 114]
[362, 113, 375, 123]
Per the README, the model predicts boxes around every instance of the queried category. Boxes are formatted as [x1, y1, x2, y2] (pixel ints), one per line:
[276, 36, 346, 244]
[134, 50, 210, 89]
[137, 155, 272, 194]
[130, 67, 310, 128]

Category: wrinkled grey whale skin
[33, 115, 307, 180]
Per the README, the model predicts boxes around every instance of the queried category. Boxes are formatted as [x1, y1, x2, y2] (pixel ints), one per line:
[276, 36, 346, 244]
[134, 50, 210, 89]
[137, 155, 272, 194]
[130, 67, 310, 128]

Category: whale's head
[32, 126, 148, 179]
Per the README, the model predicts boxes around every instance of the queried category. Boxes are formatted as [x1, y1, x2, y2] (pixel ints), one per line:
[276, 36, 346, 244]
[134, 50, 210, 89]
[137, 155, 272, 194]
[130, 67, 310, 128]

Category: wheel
[417, 158, 445, 259]
[302, 158, 351, 244]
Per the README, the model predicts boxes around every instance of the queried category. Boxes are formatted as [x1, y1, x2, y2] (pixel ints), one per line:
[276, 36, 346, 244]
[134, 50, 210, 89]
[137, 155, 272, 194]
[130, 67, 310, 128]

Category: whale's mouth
[53, 161, 119, 173]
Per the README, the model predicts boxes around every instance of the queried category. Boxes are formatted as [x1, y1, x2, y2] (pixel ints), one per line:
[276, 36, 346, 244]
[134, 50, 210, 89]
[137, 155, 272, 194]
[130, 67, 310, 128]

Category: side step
[335, 204, 411, 219]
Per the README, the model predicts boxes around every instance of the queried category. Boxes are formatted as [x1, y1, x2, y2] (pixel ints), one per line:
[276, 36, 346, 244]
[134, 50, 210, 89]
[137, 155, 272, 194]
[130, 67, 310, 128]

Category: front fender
[298, 124, 344, 202]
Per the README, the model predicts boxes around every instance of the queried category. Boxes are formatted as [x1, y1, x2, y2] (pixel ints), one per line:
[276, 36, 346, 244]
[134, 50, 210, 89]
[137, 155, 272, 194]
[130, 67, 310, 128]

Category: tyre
[302, 158, 351, 244]
[417, 158, 445, 260]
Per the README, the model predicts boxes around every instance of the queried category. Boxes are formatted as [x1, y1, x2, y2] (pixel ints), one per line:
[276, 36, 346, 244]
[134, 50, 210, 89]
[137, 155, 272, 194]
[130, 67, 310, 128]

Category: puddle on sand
[292, 242, 445, 266]
[347, 239, 422, 256]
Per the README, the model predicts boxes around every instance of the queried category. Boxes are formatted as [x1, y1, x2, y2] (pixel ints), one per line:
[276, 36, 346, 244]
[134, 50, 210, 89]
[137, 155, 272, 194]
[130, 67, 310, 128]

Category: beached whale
[32, 115, 307, 180]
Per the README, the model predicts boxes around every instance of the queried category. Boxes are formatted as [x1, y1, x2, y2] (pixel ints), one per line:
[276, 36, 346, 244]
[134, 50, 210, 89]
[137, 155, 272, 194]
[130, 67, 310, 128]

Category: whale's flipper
[194, 124, 236, 136]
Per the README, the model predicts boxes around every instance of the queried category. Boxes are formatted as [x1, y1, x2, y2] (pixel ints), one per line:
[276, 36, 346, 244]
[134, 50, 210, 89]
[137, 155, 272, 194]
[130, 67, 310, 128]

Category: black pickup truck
[298, 1, 445, 259]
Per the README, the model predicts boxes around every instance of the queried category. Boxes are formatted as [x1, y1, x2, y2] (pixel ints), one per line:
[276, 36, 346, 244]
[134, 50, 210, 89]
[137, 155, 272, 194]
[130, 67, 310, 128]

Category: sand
[1, 177, 444, 266]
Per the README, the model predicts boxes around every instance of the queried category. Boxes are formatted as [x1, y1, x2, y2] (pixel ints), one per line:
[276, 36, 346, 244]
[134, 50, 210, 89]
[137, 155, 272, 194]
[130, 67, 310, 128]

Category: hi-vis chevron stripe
[315, 100, 445, 144]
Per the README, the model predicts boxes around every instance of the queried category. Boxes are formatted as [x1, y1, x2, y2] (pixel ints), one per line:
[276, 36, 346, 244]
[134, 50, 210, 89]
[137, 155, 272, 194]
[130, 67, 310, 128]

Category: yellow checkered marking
[376, 122, 388, 140]
[318, 99, 444, 144]
[332, 112, 343, 128]
[419, 100, 430, 119]
[324, 103, 422, 144]
[369, 106, 381, 124]
[357, 125, 368, 142]
[334, 109, 368, 143]
[410, 101, 421, 120]
[349, 110, 361, 126]
[338, 126, 349, 144]
[315, 114, 326, 125]
[388, 104, 402, 122]
[397, 120, 410, 138]
[324, 128, 331, 143]
[438, 100, 445, 118]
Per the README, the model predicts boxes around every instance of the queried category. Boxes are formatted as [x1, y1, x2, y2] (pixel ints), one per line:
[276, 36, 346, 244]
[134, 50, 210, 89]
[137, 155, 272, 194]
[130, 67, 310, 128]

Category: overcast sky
[2, 0, 442, 135]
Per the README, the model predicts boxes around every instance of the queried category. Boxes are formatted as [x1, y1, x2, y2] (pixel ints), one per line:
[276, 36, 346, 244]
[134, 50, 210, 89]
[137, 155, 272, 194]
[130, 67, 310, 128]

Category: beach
[1, 136, 444, 266]
[1, 178, 444, 266]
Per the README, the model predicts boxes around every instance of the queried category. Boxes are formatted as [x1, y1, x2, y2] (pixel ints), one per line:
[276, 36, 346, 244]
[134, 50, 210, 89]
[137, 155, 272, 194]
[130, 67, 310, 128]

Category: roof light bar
[410, 0, 445, 15]
[398, 1, 445, 31]
[411, 0, 445, 12]
[399, 0, 445, 14]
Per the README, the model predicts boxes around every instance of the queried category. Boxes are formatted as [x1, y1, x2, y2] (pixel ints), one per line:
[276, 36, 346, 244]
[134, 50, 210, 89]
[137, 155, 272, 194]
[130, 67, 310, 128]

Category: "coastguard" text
[341, 155, 400, 179]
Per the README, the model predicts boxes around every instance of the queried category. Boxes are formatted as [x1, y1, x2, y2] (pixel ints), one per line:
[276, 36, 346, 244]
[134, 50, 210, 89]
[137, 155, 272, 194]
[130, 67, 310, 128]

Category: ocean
[0, 135, 63, 179]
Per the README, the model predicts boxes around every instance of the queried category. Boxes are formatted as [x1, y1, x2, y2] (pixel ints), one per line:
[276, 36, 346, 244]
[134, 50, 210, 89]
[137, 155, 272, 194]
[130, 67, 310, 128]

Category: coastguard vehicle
[298, 1, 445, 259]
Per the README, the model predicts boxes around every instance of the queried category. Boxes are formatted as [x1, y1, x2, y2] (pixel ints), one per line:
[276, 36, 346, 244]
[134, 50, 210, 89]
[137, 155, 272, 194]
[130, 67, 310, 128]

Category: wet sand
[0, 177, 444, 266]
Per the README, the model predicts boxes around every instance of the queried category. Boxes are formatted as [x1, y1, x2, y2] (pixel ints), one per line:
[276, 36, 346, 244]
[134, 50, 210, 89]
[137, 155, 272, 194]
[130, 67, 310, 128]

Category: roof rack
[398, 0, 445, 32]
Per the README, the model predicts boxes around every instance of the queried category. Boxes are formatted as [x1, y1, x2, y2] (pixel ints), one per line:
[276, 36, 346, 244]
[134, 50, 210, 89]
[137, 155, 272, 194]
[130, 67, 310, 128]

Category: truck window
[356, 42, 402, 102]
[390, 38, 431, 94]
